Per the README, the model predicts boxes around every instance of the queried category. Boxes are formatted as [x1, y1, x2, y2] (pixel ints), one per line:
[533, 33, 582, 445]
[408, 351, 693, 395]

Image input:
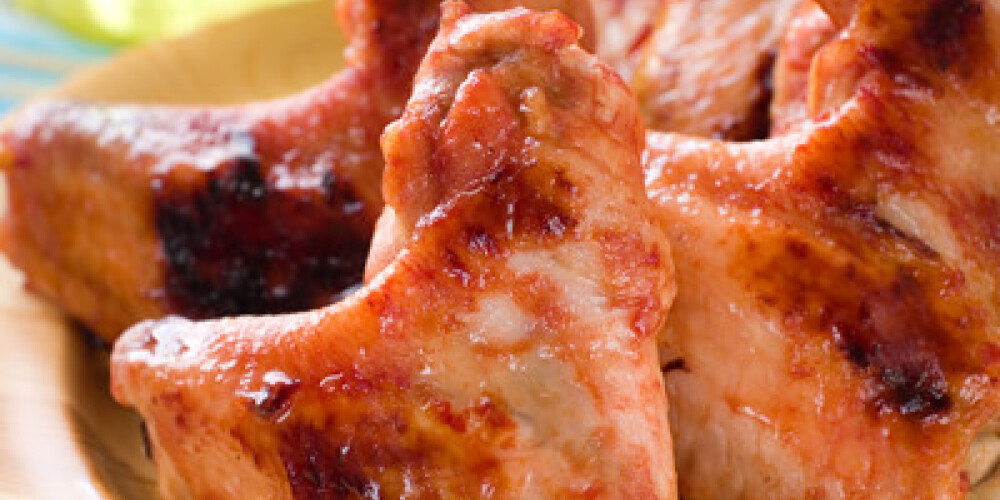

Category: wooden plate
[0, 2, 344, 498]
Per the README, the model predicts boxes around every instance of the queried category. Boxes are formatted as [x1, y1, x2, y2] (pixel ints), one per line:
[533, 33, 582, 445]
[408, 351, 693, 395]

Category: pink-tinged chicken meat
[646, 0, 1000, 498]
[112, 4, 677, 500]
[631, 0, 802, 139]
[0, 0, 594, 343]
[589, 0, 665, 80]
[768, 1, 836, 135]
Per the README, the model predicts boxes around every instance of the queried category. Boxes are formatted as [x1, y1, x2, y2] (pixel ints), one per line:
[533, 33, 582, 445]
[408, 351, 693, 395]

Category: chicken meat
[768, 1, 836, 135]
[631, 0, 802, 139]
[589, 0, 665, 80]
[646, 0, 1000, 497]
[112, 4, 677, 500]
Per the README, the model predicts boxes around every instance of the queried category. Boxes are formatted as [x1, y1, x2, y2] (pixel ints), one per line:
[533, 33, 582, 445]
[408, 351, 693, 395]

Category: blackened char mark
[662, 358, 688, 374]
[154, 153, 371, 319]
[279, 424, 381, 500]
[917, 0, 986, 72]
[826, 272, 953, 417]
[476, 164, 578, 242]
[244, 372, 302, 420]
[275, 398, 513, 500]
[748, 236, 977, 421]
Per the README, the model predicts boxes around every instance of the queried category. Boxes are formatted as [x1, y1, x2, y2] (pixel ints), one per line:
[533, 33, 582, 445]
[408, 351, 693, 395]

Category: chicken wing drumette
[113, 4, 676, 500]
[646, 0, 1000, 497]
[0, 0, 594, 342]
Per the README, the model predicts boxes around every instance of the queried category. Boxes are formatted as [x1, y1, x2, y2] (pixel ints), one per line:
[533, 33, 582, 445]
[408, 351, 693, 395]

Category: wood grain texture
[0, 2, 343, 498]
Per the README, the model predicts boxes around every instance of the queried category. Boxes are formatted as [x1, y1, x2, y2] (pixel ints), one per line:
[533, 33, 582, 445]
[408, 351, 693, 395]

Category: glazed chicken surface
[0, 0, 594, 343]
[113, 4, 677, 500]
[631, 0, 803, 139]
[646, 0, 1000, 498]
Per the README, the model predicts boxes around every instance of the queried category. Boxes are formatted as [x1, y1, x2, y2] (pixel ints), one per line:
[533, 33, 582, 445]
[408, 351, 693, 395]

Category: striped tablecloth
[0, 0, 111, 115]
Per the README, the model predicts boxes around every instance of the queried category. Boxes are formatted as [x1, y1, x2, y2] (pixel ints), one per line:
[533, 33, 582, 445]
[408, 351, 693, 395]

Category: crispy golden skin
[0, 0, 594, 342]
[647, 0, 1000, 498]
[113, 4, 676, 500]
[631, 0, 802, 139]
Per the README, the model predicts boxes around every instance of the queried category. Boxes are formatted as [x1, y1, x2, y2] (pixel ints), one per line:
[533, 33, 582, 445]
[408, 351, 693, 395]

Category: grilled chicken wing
[0, 0, 594, 342]
[631, 0, 802, 139]
[646, 0, 1000, 498]
[113, 4, 677, 500]
[0, 0, 431, 342]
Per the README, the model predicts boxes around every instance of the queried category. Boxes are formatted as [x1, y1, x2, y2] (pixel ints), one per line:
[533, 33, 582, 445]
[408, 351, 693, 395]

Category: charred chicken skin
[0, 0, 594, 342]
[112, 4, 677, 500]
[646, 0, 1000, 498]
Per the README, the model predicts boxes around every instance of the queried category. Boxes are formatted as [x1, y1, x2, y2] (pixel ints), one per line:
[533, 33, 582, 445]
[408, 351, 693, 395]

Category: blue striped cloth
[0, 0, 111, 115]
